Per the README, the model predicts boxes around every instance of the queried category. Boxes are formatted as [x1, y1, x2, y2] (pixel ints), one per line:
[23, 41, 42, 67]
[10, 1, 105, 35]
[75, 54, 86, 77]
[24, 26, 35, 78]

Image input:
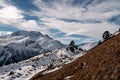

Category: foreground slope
[31, 32, 120, 80]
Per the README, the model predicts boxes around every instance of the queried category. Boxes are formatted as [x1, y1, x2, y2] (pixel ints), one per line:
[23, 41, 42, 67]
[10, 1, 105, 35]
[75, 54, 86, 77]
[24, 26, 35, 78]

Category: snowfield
[0, 48, 84, 80]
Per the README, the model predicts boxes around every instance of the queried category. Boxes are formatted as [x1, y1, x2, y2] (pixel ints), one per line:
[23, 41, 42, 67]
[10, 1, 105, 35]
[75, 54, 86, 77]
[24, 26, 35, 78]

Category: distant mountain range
[0, 30, 64, 66]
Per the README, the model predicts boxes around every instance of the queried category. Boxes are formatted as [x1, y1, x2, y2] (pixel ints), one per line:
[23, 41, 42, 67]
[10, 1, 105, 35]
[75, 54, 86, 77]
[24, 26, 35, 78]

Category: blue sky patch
[11, 0, 39, 11]
[0, 25, 18, 32]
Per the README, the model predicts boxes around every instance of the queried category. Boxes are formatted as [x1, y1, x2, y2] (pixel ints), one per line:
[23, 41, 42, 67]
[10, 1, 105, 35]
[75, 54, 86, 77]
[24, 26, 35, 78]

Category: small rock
[80, 62, 86, 69]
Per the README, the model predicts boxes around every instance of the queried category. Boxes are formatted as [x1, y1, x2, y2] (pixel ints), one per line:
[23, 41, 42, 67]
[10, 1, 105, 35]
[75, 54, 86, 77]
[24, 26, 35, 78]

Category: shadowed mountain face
[31, 32, 120, 80]
[0, 30, 64, 66]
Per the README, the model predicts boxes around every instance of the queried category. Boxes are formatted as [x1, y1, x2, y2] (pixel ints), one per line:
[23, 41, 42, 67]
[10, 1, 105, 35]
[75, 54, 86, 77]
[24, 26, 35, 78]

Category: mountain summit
[11, 30, 44, 37]
[0, 30, 64, 66]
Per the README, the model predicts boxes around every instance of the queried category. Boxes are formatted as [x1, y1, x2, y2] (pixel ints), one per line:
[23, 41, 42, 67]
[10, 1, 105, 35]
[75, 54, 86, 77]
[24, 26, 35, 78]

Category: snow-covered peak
[11, 30, 44, 37]
[0, 31, 12, 37]
[0, 30, 64, 66]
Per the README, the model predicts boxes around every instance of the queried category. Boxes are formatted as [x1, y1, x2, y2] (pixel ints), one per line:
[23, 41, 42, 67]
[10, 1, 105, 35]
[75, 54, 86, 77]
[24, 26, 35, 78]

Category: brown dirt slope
[30, 33, 120, 80]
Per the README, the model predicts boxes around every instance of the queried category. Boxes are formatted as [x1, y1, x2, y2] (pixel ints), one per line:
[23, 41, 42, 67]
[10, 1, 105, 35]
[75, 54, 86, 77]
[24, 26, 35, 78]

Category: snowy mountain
[0, 40, 97, 80]
[0, 47, 83, 80]
[0, 31, 12, 37]
[0, 30, 64, 66]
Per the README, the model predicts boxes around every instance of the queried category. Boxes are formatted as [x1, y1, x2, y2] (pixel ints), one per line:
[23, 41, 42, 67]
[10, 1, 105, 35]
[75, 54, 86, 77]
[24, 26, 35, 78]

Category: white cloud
[0, 6, 24, 25]
[0, 0, 120, 43]
[32, 0, 120, 39]
[0, 0, 44, 31]
[0, 0, 9, 7]
[41, 17, 118, 39]
[89, 0, 120, 12]
[0, 6, 23, 19]
[33, 0, 86, 20]
[15, 20, 47, 31]
[33, 0, 120, 20]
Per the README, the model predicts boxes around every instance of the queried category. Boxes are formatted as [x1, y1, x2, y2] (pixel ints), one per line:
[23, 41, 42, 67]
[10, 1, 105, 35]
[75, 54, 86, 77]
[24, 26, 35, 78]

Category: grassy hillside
[30, 32, 120, 80]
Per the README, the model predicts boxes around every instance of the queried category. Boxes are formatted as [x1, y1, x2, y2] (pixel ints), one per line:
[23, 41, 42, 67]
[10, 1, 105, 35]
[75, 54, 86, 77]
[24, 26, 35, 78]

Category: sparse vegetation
[102, 31, 110, 40]
[30, 30, 120, 80]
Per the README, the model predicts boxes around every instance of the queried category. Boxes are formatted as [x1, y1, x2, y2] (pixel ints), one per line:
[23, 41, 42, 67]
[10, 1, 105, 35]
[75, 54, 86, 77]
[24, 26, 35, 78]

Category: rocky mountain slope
[30, 31, 120, 80]
[0, 30, 64, 66]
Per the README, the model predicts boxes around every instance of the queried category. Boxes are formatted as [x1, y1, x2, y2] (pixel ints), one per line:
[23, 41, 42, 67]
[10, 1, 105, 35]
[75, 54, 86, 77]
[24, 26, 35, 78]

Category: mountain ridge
[30, 31, 120, 80]
[0, 30, 64, 66]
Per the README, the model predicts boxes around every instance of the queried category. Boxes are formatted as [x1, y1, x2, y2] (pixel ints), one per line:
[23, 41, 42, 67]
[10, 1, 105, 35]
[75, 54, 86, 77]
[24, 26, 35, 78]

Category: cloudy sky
[0, 0, 120, 44]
